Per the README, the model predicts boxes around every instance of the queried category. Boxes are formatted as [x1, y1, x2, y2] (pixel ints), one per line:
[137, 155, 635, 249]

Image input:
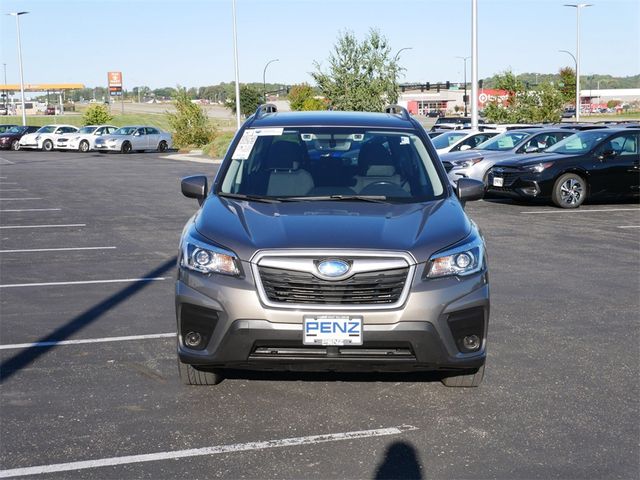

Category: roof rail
[255, 103, 278, 119]
[384, 104, 410, 119]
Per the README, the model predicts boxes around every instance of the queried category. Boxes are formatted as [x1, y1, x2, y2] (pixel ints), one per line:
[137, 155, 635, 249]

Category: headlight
[425, 235, 485, 278]
[524, 162, 554, 173]
[181, 232, 241, 276]
[453, 157, 483, 168]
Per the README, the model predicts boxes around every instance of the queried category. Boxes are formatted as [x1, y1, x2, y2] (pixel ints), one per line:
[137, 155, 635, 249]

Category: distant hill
[482, 73, 640, 89]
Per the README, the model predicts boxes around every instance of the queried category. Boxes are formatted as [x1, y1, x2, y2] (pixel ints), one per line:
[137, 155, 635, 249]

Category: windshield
[6, 126, 26, 134]
[475, 131, 530, 151]
[36, 126, 56, 134]
[432, 131, 468, 149]
[545, 130, 612, 155]
[78, 126, 96, 134]
[218, 128, 445, 202]
[113, 127, 136, 135]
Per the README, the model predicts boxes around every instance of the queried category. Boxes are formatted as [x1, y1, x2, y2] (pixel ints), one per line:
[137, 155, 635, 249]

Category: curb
[160, 152, 222, 164]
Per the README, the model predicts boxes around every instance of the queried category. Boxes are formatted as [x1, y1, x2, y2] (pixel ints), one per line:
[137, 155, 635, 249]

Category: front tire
[42, 139, 54, 152]
[552, 173, 586, 208]
[11, 140, 20, 151]
[121, 141, 132, 154]
[441, 364, 485, 387]
[157, 140, 168, 152]
[178, 361, 223, 386]
[79, 140, 90, 153]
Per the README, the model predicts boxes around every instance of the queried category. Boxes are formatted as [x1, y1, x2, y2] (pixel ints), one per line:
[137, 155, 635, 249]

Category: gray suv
[176, 105, 490, 387]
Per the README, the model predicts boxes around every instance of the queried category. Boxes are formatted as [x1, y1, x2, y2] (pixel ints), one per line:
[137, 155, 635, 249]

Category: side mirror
[133, 131, 141, 137]
[456, 178, 484, 206]
[525, 145, 540, 154]
[181, 175, 208, 205]
[459, 144, 472, 151]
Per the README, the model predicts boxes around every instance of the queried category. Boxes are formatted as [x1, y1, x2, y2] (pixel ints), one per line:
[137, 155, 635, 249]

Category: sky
[0, 0, 639, 91]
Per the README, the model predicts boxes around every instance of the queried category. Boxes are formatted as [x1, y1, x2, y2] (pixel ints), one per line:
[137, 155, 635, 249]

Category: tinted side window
[146, 127, 159, 135]
[136, 128, 145, 136]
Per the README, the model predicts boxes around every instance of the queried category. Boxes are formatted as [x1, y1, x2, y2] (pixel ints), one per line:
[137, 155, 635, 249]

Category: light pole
[393, 47, 413, 62]
[564, 3, 592, 122]
[7, 11, 29, 126]
[470, 0, 479, 128]
[262, 58, 279, 102]
[2, 63, 7, 111]
[231, 0, 241, 130]
[455, 56, 470, 116]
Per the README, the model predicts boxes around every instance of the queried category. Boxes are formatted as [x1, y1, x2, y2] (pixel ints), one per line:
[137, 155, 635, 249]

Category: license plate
[493, 177, 504, 187]
[303, 316, 362, 346]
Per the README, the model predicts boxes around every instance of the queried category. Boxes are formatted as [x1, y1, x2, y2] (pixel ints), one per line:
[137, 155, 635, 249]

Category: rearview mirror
[181, 175, 208, 205]
[456, 178, 484, 206]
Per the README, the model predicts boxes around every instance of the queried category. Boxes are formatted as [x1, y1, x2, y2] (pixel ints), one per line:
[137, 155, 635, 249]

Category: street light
[262, 58, 279, 102]
[470, 0, 479, 128]
[393, 47, 413, 62]
[231, 0, 241, 130]
[7, 11, 29, 126]
[564, 3, 592, 122]
[455, 56, 470, 116]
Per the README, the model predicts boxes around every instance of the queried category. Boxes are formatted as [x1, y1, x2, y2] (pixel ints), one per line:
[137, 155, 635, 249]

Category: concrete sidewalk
[160, 150, 222, 164]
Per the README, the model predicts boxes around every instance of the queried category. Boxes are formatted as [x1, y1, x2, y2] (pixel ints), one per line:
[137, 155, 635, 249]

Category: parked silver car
[441, 128, 575, 185]
[94, 126, 172, 153]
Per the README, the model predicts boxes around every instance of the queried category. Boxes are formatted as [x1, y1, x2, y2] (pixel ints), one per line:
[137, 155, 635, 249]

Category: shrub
[167, 88, 216, 148]
[82, 104, 112, 125]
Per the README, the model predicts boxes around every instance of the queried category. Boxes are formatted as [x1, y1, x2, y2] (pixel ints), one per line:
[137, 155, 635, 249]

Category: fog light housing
[463, 335, 481, 351]
[184, 331, 202, 348]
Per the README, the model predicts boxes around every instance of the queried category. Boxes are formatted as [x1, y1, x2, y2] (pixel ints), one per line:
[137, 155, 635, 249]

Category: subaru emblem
[316, 259, 350, 278]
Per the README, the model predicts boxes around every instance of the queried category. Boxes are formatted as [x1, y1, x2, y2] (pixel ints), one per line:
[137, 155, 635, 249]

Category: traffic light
[426, 82, 430, 90]
[479, 79, 483, 89]
[437, 84, 440, 93]
[446, 81, 450, 89]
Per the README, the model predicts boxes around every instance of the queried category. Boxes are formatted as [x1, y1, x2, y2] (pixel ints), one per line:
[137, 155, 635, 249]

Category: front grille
[490, 167, 523, 187]
[258, 266, 409, 305]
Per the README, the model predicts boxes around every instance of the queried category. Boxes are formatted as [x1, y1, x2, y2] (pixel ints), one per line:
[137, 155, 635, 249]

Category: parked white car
[94, 126, 172, 153]
[56, 125, 118, 152]
[432, 129, 499, 154]
[19, 124, 79, 151]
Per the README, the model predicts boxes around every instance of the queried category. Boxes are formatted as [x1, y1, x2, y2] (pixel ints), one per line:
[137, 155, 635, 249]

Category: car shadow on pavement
[218, 369, 444, 385]
[374, 441, 424, 480]
[0, 256, 177, 383]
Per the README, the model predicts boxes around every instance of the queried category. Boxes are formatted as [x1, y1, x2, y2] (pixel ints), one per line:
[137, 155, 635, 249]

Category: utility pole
[232, 0, 241, 130]
[470, 0, 479, 128]
[456, 56, 470, 116]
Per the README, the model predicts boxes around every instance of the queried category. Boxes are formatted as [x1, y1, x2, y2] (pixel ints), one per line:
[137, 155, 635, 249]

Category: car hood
[96, 134, 126, 142]
[494, 153, 570, 168]
[440, 149, 517, 163]
[194, 196, 472, 263]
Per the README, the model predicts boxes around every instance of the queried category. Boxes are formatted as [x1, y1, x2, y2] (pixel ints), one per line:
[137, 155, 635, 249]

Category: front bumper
[176, 263, 490, 373]
[486, 169, 552, 199]
[94, 143, 121, 151]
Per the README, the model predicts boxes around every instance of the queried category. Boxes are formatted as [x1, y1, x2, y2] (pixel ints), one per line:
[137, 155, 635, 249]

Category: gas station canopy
[0, 83, 84, 92]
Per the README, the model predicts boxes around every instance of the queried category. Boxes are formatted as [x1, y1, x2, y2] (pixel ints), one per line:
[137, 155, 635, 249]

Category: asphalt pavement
[0, 149, 638, 479]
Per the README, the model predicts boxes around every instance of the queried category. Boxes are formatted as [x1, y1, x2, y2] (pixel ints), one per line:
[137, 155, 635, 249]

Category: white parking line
[0, 246, 116, 253]
[0, 208, 61, 212]
[0, 332, 176, 351]
[521, 208, 640, 214]
[0, 277, 167, 288]
[618, 226, 640, 229]
[0, 224, 85, 229]
[0, 182, 18, 185]
[0, 198, 42, 201]
[0, 425, 415, 478]
[0, 158, 15, 165]
[0, 189, 28, 192]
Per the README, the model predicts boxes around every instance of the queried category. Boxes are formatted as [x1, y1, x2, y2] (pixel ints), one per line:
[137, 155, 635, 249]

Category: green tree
[483, 70, 563, 123]
[82, 104, 113, 126]
[225, 85, 264, 117]
[312, 29, 401, 111]
[302, 97, 326, 111]
[289, 84, 315, 111]
[559, 66, 576, 105]
[167, 88, 215, 148]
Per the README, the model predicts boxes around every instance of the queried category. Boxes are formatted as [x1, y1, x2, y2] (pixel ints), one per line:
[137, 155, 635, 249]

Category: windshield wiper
[217, 192, 282, 204]
[279, 195, 389, 203]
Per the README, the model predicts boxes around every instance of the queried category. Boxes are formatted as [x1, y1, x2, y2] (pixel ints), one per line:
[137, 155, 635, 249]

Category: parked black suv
[177, 105, 490, 387]
[487, 128, 639, 207]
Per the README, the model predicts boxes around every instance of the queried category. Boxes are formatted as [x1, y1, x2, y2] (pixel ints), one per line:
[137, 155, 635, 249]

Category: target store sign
[478, 89, 509, 106]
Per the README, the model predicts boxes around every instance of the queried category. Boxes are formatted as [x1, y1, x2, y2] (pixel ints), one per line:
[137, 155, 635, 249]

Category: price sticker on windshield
[232, 129, 258, 160]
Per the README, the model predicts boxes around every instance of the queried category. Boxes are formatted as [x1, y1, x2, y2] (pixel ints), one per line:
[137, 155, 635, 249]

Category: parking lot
[1, 150, 638, 479]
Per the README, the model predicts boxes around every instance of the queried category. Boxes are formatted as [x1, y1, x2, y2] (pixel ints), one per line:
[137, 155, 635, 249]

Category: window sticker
[232, 129, 258, 159]
[400, 136, 410, 145]
[254, 128, 284, 136]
